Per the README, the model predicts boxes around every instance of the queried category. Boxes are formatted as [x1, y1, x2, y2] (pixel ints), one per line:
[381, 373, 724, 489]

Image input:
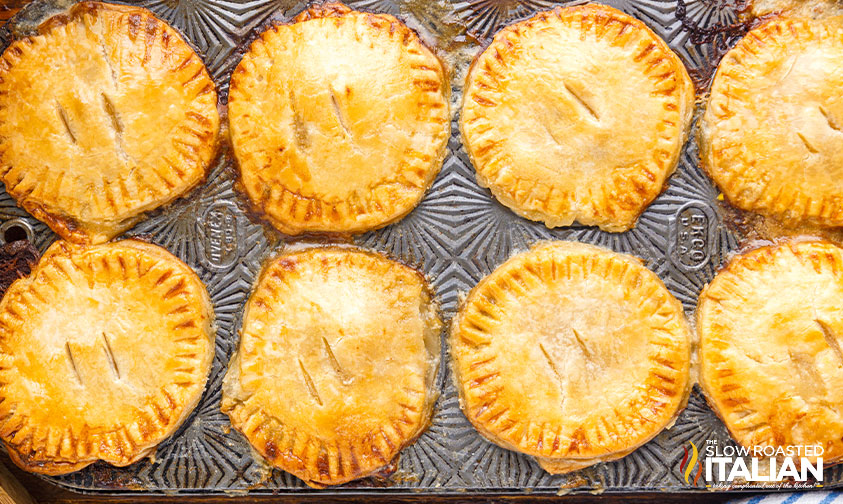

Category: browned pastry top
[0, 2, 220, 243]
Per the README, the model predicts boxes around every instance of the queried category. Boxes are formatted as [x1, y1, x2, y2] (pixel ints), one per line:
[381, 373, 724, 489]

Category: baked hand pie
[0, 239, 215, 475]
[451, 241, 691, 473]
[228, 3, 450, 236]
[701, 15, 843, 227]
[750, 0, 843, 19]
[222, 246, 441, 487]
[698, 240, 843, 467]
[0, 2, 220, 244]
[460, 4, 694, 232]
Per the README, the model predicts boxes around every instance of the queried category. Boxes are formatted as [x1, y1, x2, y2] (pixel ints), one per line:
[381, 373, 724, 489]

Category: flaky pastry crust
[460, 4, 694, 232]
[0, 2, 220, 244]
[701, 15, 843, 227]
[0, 239, 215, 475]
[698, 240, 843, 466]
[450, 241, 692, 473]
[228, 3, 450, 235]
[222, 246, 441, 487]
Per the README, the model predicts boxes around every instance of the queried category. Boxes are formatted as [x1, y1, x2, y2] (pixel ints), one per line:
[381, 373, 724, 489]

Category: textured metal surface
[0, 0, 828, 495]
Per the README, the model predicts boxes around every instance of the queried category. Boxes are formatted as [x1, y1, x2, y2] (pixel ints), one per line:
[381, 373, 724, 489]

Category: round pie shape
[450, 241, 692, 472]
[0, 239, 215, 475]
[698, 240, 843, 466]
[228, 3, 450, 236]
[0, 2, 220, 244]
[221, 246, 441, 487]
[460, 4, 694, 232]
[701, 16, 843, 227]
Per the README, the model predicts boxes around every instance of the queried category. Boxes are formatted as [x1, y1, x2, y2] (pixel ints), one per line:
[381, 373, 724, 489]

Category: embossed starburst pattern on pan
[0, 2, 220, 244]
[459, 4, 694, 233]
[698, 240, 843, 467]
[228, 2, 450, 236]
[0, 239, 215, 475]
[222, 246, 441, 487]
[450, 241, 692, 473]
[700, 15, 843, 227]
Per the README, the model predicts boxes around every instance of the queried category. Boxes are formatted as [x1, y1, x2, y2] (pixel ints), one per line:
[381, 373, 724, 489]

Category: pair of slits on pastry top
[456, 239, 843, 471]
[2, 0, 695, 240]
[0, 240, 438, 486]
[0, 1, 449, 241]
[0, 1, 220, 245]
[0, 1, 222, 477]
[697, 239, 843, 468]
[221, 246, 442, 487]
[227, 2, 450, 236]
[9, 244, 438, 487]
[701, 14, 843, 228]
[459, 3, 696, 233]
[465, 4, 843, 233]
[0, 239, 215, 475]
[451, 241, 693, 472]
[230, 1, 692, 236]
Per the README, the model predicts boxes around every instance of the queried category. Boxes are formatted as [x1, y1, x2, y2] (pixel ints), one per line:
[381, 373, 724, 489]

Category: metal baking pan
[1, 0, 835, 496]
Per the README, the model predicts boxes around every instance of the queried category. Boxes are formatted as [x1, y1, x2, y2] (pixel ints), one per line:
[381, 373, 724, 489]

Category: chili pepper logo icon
[680, 442, 703, 485]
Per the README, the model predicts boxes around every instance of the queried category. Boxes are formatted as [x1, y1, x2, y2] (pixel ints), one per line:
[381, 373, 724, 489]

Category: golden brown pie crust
[228, 3, 450, 236]
[460, 4, 694, 232]
[451, 241, 692, 472]
[0, 239, 215, 475]
[700, 15, 843, 227]
[222, 246, 441, 487]
[698, 239, 843, 466]
[0, 2, 220, 244]
[750, 0, 843, 19]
